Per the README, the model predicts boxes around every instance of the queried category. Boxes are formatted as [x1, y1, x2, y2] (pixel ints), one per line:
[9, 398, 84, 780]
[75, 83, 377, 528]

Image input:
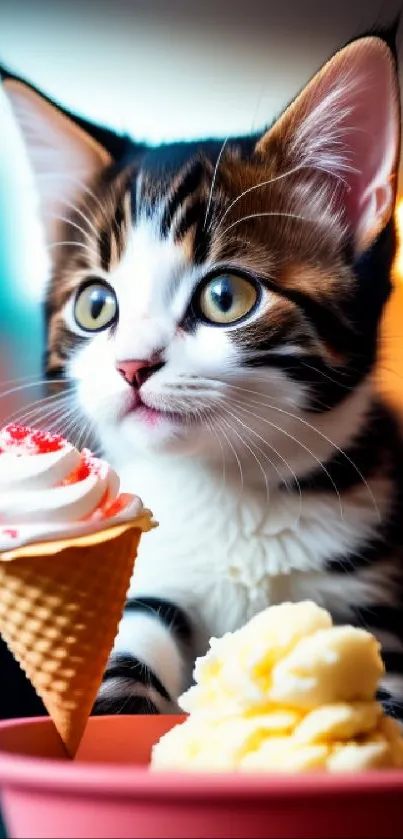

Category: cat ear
[0, 69, 117, 245]
[256, 35, 401, 255]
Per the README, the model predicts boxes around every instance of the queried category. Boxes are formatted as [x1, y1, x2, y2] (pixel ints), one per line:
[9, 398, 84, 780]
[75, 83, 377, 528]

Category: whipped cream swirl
[0, 425, 145, 551]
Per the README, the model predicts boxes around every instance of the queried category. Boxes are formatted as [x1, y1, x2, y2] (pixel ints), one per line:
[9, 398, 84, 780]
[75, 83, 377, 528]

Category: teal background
[0, 183, 43, 360]
[0, 104, 44, 424]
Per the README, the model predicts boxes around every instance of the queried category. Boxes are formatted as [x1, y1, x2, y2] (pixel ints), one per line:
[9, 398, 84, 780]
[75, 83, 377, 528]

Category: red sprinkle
[0, 424, 65, 455]
[103, 493, 131, 518]
[62, 449, 105, 487]
[81, 449, 104, 478]
[62, 454, 91, 485]
[2, 528, 18, 539]
[0, 425, 129, 523]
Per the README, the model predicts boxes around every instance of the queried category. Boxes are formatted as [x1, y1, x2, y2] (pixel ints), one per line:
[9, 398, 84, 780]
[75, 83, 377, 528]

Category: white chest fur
[115, 452, 389, 653]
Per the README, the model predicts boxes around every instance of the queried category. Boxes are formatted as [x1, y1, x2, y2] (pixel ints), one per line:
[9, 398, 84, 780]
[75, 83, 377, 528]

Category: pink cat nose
[116, 358, 163, 388]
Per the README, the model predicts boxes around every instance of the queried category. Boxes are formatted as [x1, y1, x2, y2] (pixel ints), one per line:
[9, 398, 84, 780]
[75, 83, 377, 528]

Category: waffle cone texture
[0, 514, 153, 757]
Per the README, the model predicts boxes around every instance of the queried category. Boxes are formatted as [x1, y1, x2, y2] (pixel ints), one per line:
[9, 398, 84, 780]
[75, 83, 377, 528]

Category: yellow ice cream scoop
[151, 601, 403, 773]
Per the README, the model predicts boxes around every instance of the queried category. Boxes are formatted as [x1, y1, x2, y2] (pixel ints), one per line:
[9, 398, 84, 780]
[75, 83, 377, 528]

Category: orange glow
[377, 199, 403, 411]
[394, 198, 403, 280]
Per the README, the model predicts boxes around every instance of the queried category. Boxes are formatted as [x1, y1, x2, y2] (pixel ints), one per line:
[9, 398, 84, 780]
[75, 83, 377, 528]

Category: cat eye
[73, 280, 118, 333]
[197, 273, 259, 325]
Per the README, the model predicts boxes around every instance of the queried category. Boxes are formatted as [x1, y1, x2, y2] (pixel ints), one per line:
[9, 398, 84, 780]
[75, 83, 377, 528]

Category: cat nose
[116, 358, 163, 388]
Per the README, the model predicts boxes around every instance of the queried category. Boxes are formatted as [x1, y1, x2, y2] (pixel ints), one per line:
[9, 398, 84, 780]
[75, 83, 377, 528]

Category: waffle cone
[0, 513, 154, 757]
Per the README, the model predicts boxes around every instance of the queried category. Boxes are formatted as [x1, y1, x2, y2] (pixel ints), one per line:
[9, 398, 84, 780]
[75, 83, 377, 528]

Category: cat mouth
[136, 404, 168, 426]
[123, 392, 185, 426]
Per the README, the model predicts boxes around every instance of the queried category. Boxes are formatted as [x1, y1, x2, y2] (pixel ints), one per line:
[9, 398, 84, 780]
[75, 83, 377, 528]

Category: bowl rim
[0, 716, 402, 800]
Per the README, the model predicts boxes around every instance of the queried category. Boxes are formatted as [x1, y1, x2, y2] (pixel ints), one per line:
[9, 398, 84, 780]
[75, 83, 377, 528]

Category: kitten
[2, 24, 403, 718]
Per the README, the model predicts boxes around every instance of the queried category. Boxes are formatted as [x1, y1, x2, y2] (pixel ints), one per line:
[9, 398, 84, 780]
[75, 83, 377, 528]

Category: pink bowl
[0, 715, 402, 838]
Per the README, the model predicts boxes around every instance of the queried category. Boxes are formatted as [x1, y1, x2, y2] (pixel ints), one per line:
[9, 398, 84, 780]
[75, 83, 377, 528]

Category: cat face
[59, 145, 355, 460]
[1, 30, 401, 469]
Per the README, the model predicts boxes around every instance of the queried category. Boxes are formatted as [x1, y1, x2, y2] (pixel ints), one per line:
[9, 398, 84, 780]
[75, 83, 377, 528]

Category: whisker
[47, 406, 83, 438]
[215, 164, 309, 232]
[299, 360, 354, 391]
[36, 173, 107, 219]
[6, 388, 72, 416]
[0, 373, 53, 388]
[0, 379, 69, 404]
[220, 211, 311, 238]
[12, 392, 72, 418]
[54, 416, 77, 440]
[226, 385, 380, 520]
[228, 396, 344, 518]
[221, 403, 303, 522]
[43, 213, 99, 258]
[35, 407, 73, 435]
[378, 365, 403, 383]
[6, 393, 73, 427]
[89, 439, 104, 458]
[76, 415, 94, 451]
[204, 410, 226, 492]
[16, 404, 72, 431]
[204, 137, 229, 231]
[47, 241, 98, 261]
[62, 199, 100, 238]
[215, 417, 244, 496]
[220, 414, 270, 504]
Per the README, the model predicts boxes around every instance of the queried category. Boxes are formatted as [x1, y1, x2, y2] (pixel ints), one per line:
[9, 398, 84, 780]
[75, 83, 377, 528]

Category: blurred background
[0, 0, 402, 412]
[0, 0, 403, 717]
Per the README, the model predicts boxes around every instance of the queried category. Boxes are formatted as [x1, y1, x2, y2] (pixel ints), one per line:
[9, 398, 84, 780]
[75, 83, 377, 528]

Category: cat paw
[91, 652, 173, 716]
[91, 693, 159, 715]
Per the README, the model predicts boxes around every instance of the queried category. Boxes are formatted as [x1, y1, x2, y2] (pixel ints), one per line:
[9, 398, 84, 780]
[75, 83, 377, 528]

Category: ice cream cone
[0, 513, 154, 757]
